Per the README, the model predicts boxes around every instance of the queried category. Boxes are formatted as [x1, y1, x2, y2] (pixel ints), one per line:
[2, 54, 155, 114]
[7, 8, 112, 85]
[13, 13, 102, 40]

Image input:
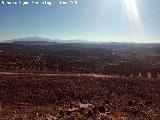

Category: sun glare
[123, 0, 143, 33]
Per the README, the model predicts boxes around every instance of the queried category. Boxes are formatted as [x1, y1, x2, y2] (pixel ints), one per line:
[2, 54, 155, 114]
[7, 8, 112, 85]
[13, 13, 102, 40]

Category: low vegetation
[0, 74, 160, 119]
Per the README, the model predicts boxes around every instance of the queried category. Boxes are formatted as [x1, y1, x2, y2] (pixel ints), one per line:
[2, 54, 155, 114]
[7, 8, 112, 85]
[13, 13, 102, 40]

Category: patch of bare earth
[0, 73, 160, 119]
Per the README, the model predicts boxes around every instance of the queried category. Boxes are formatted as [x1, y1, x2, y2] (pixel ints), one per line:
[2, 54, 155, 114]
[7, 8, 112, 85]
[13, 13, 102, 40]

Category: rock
[98, 106, 105, 113]
[127, 100, 134, 107]
[85, 110, 93, 118]
[105, 99, 110, 105]
[79, 103, 94, 109]
[58, 110, 64, 119]
[92, 107, 97, 114]
[66, 111, 71, 116]
[79, 108, 85, 114]
[145, 100, 152, 106]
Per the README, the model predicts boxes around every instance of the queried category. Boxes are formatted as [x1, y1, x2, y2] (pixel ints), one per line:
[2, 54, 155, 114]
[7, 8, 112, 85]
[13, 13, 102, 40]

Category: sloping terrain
[0, 74, 160, 119]
[0, 43, 160, 76]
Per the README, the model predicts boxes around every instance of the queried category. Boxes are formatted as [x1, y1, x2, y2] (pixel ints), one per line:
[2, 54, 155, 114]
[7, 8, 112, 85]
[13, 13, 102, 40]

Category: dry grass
[0, 73, 160, 119]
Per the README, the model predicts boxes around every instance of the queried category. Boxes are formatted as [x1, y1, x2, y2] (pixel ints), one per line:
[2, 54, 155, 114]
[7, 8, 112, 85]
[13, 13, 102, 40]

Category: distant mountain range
[1, 36, 160, 46]
[2, 36, 96, 45]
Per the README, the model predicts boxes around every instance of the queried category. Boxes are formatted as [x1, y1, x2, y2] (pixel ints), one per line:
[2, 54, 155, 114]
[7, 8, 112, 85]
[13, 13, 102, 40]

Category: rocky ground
[0, 73, 160, 120]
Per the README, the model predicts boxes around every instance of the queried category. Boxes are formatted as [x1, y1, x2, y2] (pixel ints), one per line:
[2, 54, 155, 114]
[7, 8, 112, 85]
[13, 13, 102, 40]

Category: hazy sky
[0, 0, 160, 43]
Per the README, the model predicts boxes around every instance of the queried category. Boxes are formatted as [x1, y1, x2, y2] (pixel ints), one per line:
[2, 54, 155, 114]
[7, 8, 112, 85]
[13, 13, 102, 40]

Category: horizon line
[1, 36, 160, 44]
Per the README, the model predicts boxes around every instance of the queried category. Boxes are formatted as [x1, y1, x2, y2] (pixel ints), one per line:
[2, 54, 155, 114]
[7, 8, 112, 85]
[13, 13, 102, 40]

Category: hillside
[0, 73, 160, 119]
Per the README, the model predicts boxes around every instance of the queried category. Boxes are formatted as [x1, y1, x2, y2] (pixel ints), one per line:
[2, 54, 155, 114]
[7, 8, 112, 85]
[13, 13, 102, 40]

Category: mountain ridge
[3, 36, 95, 44]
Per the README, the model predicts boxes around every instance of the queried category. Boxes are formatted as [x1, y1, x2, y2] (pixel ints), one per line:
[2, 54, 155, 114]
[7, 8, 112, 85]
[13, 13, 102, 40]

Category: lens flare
[123, 0, 143, 34]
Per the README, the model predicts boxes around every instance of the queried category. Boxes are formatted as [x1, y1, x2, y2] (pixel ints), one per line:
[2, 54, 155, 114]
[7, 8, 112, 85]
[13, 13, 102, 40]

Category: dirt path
[0, 72, 120, 78]
[0, 72, 157, 81]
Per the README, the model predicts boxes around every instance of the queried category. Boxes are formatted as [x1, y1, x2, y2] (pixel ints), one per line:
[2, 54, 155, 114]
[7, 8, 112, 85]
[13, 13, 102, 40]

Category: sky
[0, 0, 160, 43]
